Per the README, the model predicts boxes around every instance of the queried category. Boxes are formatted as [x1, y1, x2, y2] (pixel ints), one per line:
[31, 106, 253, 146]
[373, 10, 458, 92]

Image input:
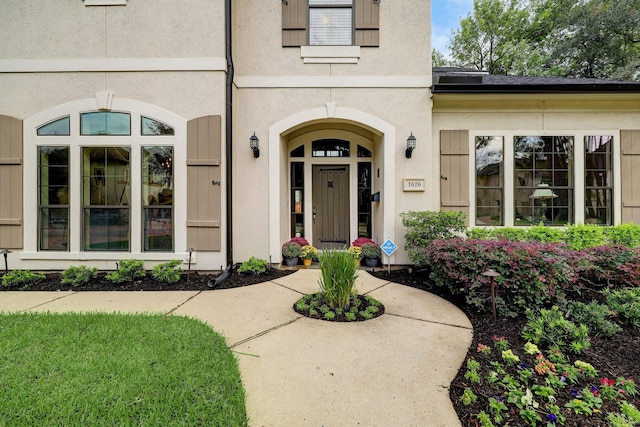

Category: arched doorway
[287, 126, 375, 249]
[267, 104, 397, 263]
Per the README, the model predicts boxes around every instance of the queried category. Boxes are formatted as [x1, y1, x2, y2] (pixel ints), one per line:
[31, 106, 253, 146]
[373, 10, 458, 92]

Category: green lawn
[0, 312, 247, 426]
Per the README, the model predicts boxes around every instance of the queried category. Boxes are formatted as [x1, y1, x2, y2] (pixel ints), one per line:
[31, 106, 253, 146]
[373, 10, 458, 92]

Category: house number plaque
[403, 178, 425, 192]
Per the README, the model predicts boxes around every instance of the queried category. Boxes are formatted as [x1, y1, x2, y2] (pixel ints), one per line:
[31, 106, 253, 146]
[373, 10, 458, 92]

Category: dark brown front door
[312, 165, 350, 249]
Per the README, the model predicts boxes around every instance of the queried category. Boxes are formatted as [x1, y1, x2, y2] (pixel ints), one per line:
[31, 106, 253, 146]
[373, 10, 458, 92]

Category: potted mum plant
[347, 246, 363, 266]
[360, 242, 381, 267]
[282, 241, 302, 266]
[300, 245, 318, 267]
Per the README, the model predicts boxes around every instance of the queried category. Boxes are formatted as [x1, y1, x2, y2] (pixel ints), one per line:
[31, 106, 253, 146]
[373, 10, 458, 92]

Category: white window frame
[308, 0, 354, 47]
[469, 130, 622, 227]
[23, 97, 187, 261]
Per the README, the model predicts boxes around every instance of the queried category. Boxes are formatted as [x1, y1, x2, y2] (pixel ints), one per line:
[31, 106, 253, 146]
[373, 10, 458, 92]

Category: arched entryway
[286, 126, 375, 249]
[268, 104, 397, 261]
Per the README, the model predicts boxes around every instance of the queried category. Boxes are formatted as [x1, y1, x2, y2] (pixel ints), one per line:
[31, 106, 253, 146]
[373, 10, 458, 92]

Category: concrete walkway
[0, 270, 473, 427]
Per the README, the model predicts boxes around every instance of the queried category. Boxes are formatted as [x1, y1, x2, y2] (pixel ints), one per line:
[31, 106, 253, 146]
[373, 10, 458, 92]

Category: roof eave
[431, 84, 640, 95]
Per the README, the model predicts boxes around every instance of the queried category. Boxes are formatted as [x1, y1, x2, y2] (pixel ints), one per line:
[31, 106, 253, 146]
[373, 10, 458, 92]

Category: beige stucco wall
[233, 1, 430, 77]
[0, 0, 224, 59]
[433, 93, 640, 228]
[231, 0, 433, 264]
[0, 0, 229, 270]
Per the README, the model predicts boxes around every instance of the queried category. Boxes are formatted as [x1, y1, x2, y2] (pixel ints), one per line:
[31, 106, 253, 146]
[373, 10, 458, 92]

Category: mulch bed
[370, 267, 640, 427]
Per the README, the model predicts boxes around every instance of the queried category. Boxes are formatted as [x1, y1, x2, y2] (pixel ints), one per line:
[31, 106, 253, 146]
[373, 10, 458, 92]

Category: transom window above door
[312, 139, 350, 157]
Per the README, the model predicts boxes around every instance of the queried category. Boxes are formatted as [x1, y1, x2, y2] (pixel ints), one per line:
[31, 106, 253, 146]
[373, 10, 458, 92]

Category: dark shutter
[440, 130, 470, 225]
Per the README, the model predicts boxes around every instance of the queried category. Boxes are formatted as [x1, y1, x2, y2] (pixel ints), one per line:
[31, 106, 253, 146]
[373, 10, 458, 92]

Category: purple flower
[571, 389, 578, 397]
[519, 363, 528, 369]
[547, 413, 557, 424]
[559, 376, 566, 383]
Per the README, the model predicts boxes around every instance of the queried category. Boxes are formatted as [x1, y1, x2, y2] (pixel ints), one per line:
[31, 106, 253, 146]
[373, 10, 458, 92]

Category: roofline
[431, 83, 640, 95]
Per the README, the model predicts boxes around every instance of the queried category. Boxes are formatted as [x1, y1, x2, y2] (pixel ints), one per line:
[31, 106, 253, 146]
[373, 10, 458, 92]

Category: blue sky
[432, 0, 474, 58]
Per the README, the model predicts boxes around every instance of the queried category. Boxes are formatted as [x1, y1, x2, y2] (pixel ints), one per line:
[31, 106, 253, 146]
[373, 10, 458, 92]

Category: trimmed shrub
[564, 223, 607, 250]
[152, 260, 182, 283]
[107, 259, 146, 284]
[603, 223, 640, 248]
[238, 257, 268, 275]
[401, 210, 466, 266]
[1, 270, 45, 289]
[578, 246, 640, 288]
[424, 238, 577, 317]
[62, 265, 98, 287]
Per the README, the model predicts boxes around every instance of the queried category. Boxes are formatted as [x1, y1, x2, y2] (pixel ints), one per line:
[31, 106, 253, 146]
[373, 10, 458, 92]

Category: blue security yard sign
[381, 239, 397, 256]
[380, 239, 397, 273]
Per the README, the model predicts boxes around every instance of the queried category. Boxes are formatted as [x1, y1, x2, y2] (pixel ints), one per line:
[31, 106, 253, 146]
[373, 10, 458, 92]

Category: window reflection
[82, 147, 131, 250]
[38, 147, 69, 250]
[37, 117, 70, 136]
[514, 136, 573, 226]
[143, 146, 173, 251]
[475, 136, 503, 226]
[585, 136, 613, 225]
[312, 139, 350, 157]
[141, 116, 175, 135]
[80, 112, 131, 135]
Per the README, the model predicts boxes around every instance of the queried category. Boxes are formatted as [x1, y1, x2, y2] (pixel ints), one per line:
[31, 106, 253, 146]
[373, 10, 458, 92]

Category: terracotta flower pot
[303, 258, 312, 267]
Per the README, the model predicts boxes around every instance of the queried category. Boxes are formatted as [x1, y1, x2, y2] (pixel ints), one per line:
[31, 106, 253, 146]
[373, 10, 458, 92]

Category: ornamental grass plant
[317, 248, 359, 309]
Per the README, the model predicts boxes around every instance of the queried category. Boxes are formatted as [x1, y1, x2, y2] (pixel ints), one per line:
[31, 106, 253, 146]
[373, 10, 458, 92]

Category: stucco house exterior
[1, 1, 639, 271]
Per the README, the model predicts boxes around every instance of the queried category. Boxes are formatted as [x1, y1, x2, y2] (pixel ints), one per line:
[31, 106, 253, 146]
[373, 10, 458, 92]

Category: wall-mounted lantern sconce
[250, 132, 260, 158]
[405, 132, 416, 158]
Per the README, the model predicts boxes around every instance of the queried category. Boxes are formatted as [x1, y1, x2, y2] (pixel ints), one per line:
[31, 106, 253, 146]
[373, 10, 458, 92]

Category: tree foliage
[447, 0, 640, 80]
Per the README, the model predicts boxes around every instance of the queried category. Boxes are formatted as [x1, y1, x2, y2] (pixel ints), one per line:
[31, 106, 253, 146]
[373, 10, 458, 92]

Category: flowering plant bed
[371, 268, 640, 427]
[293, 292, 384, 322]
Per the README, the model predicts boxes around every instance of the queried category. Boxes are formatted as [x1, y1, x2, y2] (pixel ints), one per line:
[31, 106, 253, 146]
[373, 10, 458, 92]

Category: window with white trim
[474, 134, 614, 227]
[35, 111, 176, 252]
[309, 0, 353, 46]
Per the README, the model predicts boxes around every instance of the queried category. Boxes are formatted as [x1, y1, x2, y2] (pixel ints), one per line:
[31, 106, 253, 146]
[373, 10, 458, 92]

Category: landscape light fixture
[405, 132, 416, 158]
[1, 249, 11, 273]
[250, 132, 260, 158]
[186, 248, 195, 285]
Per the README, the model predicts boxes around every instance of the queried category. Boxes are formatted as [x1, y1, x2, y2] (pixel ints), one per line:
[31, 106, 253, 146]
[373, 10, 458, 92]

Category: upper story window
[309, 0, 353, 46]
[282, 0, 379, 47]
